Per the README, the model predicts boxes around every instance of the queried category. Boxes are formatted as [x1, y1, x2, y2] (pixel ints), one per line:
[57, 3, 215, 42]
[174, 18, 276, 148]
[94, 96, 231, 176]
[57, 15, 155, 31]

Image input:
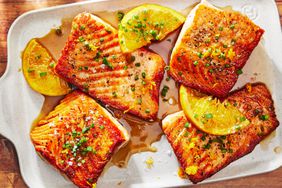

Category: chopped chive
[230, 24, 235, 29]
[137, 98, 142, 104]
[205, 113, 213, 119]
[141, 72, 146, 79]
[164, 66, 170, 71]
[80, 25, 85, 30]
[161, 85, 169, 97]
[39, 72, 47, 77]
[49, 62, 55, 68]
[78, 36, 85, 42]
[236, 69, 243, 75]
[82, 126, 90, 134]
[117, 12, 124, 22]
[112, 91, 118, 98]
[86, 146, 93, 152]
[184, 122, 190, 128]
[102, 58, 114, 69]
[259, 114, 269, 121]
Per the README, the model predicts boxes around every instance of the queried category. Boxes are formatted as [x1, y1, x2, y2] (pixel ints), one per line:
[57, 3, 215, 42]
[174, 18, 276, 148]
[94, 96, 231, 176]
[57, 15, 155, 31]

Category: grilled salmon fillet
[55, 13, 165, 120]
[30, 91, 129, 188]
[169, 0, 264, 97]
[162, 83, 279, 183]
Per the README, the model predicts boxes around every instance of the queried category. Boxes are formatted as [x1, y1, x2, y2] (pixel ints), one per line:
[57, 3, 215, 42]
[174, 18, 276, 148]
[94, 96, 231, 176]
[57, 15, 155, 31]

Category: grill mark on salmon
[30, 91, 129, 188]
[169, 1, 264, 97]
[55, 13, 165, 120]
[162, 83, 279, 183]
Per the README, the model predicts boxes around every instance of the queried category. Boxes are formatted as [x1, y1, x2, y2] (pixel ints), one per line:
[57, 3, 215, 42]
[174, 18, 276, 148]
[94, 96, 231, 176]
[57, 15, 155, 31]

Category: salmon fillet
[169, 1, 264, 97]
[55, 13, 165, 120]
[30, 91, 129, 188]
[162, 83, 279, 183]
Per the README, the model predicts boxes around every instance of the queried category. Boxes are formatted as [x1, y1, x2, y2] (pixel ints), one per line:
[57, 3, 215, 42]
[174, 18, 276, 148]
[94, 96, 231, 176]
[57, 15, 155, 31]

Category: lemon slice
[118, 4, 185, 52]
[22, 39, 70, 96]
[179, 85, 250, 135]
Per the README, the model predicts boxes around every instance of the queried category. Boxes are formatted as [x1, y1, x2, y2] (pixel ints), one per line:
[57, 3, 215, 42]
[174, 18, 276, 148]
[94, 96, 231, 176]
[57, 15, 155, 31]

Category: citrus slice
[22, 39, 70, 96]
[118, 4, 185, 52]
[179, 85, 250, 135]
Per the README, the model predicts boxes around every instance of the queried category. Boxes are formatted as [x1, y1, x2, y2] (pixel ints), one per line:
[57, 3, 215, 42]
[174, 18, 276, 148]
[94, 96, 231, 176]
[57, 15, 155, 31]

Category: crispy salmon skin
[55, 13, 165, 120]
[169, 1, 264, 97]
[30, 91, 129, 188]
[162, 83, 279, 183]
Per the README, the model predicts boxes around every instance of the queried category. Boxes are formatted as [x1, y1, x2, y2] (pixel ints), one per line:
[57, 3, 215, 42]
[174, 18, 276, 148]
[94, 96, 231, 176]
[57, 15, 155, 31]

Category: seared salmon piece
[162, 83, 279, 183]
[30, 91, 129, 188]
[55, 13, 165, 120]
[169, 1, 264, 97]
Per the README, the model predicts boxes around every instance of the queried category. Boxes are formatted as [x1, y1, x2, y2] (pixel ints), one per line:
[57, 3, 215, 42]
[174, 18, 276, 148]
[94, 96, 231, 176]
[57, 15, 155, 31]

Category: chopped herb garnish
[100, 38, 104, 42]
[224, 64, 230, 68]
[161, 85, 169, 97]
[112, 91, 118, 98]
[72, 130, 77, 137]
[27, 68, 34, 73]
[178, 71, 183, 76]
[145, 109, 150, 114]
[236, 69, 243, 75]
[63, 142, 72, 149]
[166, 77, 171, 81]
[99, 125, 105, 130]
[39, 72, 47, 77]
[219, 26, 223, 31]
[117, 12, 125, 22]
[141, 80, 146, 85]
[102, 58, 114, 69]
[150, 30, 158, 39]
[82, 126, 90, 134]
[90, 123, 95, 128]
[131, 87, 135, 92]
[84, 66, 88, 70]
[134, 75, 139, 80]
[197, 52, 203, 58]
[205, 63, 210, 67]
[193, 61, 199, 66]
[215, 34, 220, 40]
[35, 55, 41, 60]
[205, 113, 213, 119]
[123, 65, 128, 70]
[78, 36, 85, 42]
[49, 62, 55, 68]
[240, 117, 246, 122]
[259, 114, 269, 121]
[78, 66, 83, 71]
[230, 24, 235, 29]
[142, 72, 146, 78]
[184, 122, 190, 128]
[209, 69, 214, 73]
[80, 25, 86, 30]
[86, 146, 93, 152]
[203, 143, 211, 149]
[164, 66, 170, 71]
[137, 98, 142, 105]
[135, 62, 141, 67]
[94, 51, 101, 61]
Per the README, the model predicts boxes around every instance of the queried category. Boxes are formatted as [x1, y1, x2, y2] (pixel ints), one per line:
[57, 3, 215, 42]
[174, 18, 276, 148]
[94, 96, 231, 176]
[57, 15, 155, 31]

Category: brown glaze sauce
[32, 7, 187, 168]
